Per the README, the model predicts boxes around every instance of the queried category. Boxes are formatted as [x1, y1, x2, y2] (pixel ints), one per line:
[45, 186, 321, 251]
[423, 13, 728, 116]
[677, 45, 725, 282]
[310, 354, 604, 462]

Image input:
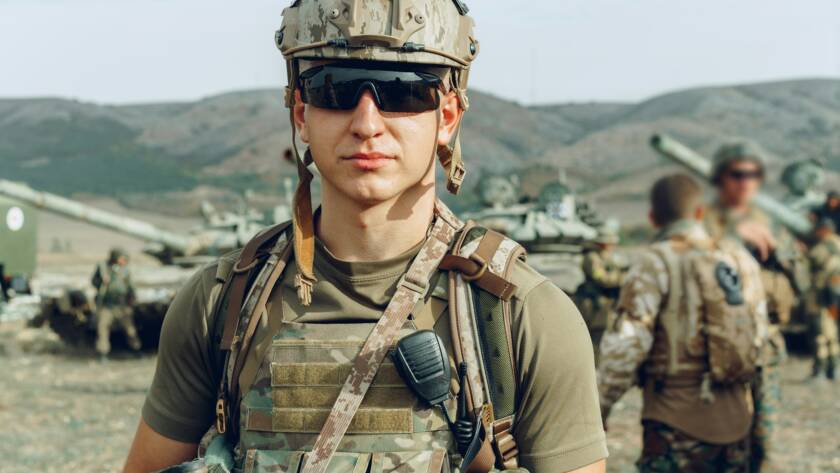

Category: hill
[2, 78, 839, 212]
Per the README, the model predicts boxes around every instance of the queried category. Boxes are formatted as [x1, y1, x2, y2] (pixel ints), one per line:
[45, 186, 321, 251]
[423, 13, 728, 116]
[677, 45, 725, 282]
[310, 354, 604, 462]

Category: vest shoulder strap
[445, 223, 526, 470]
[210, 221, 293, 436]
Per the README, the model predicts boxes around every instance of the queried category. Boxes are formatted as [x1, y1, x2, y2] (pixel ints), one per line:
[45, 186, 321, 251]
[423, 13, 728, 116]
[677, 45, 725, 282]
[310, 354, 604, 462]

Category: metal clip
[461, 254, 488, 282]
[447, 160, 466, 194]
[215, 398, 227, 434]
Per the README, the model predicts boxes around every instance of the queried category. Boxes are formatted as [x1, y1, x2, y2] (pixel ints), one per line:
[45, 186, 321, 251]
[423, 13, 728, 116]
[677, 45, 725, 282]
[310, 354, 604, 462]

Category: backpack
[208, 220, 526, 471]
[651, 238, 765, 388]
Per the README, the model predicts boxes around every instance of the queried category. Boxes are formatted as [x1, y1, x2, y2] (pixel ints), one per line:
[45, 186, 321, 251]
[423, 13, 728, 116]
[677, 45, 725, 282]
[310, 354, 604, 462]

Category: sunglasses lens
[300, 66, 441, 113]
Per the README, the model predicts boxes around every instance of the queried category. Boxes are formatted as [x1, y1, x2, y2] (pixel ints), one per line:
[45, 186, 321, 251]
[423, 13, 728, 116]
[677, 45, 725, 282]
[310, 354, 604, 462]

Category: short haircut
[650, 174, 703, 226]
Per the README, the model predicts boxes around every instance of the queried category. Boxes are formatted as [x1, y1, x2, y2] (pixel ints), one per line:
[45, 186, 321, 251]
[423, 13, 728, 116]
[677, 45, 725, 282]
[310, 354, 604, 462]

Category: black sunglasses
[727, 169, 763, 181]
[298, 64, 443, 113]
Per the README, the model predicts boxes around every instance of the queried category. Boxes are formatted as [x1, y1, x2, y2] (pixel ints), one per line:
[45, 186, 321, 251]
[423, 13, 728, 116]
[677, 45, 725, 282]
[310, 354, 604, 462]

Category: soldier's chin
[341, 178, 406, 206]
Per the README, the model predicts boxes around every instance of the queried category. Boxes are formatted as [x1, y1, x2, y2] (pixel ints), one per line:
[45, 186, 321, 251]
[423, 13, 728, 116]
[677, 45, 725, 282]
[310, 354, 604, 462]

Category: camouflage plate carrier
[205, 202, 528, 473]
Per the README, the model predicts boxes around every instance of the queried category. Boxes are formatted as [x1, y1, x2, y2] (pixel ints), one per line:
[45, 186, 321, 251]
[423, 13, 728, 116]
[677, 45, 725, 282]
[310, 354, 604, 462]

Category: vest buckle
[216, 398, 228, 434]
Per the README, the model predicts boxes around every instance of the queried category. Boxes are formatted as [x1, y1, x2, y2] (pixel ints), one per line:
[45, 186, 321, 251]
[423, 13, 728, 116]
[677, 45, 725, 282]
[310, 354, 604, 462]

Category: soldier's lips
[344, 152, 395, 171]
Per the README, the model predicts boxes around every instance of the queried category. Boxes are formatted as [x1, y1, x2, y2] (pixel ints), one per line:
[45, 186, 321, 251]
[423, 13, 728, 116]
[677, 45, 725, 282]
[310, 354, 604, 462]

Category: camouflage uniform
[807, 232, 840, 379]
[599, 220, 767, 472]
[91, 251, 140, 355]
[638, 420, 750, 473]
[704, 203, 789, 472]
[578, 244, 624, 353]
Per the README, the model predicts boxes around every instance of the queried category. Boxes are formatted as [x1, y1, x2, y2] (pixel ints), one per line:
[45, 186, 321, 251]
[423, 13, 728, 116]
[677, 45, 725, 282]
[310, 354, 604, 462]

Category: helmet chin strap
[286, 59, 318, 306]
[438, 71, 467, 195]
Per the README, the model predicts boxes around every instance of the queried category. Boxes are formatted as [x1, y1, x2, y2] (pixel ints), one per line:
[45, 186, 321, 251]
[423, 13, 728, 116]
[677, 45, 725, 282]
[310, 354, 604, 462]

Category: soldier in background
[91, 247, 141, 357]
[703, 141, 793, 472]
[806, 218, 840, 381]
[599, 174, 767, 472]
[578, 228, 624, 355]
[812, 191, 840, 232]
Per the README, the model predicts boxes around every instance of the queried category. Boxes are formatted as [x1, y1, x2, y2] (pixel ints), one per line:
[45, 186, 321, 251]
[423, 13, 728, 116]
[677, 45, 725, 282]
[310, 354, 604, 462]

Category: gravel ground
[1, 327, 839, 472]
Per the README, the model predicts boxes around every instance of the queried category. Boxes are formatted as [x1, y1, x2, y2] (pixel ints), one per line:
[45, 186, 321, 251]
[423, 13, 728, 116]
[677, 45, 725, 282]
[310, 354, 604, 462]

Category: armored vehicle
[462, 174, 605, 292]
[780, 159, 826, 213]
[0, 195, 37, 299]
[0, 179, 291, 350]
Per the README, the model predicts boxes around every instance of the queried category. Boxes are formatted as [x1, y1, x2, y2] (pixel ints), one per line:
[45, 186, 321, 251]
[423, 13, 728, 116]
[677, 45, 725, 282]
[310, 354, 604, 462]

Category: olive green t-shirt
[142, 236, 607, 472]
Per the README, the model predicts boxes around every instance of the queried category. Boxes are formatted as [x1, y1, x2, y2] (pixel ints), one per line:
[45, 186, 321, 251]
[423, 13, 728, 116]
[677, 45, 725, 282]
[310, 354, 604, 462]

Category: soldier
[124, 2, 607, 472]
[599, 174, 768, 472]
[91, 247, 141, 357]
[812, 191, 840, 232]
[703, 141, 791, 472]
[806, 217, 840, 381]
[578, 228, 624, 354]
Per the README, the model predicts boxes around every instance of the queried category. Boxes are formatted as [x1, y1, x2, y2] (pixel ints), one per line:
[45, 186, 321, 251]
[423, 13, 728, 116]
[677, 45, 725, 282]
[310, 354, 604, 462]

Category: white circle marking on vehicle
[6, 207, 25, 231]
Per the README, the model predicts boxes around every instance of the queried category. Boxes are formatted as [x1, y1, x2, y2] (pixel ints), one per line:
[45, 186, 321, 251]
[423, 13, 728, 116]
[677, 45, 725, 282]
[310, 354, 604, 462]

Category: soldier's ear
[437, 91, 463, 146]
[293, 89, 309, 143]
[694, 205, 705, 221]
[648, 211, 660, 229]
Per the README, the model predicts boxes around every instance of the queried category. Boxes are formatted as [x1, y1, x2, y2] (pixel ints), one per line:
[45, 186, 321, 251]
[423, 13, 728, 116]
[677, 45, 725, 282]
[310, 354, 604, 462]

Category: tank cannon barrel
[650, 133, 813, 236]
[0, 179, 195, 255]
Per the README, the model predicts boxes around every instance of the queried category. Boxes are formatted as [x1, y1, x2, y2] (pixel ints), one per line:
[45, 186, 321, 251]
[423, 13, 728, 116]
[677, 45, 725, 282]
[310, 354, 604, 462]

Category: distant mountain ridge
[2, 78, 839, 204]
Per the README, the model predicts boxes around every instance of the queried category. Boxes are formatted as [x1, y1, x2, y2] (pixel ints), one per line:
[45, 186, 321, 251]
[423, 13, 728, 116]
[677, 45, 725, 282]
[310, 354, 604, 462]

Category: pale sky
[1, 0, 838, 105]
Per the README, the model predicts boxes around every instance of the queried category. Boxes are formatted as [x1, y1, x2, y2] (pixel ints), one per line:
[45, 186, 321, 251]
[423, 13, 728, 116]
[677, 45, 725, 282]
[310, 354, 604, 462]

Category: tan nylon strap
[412, 297, 448, 332]
[300, 201, 463, 473]
[464, 406, 497, 473]
[221, 223, 291, 350]
[292, 149, 317, 306]
[474, 229, 504, 263]
[492, 417, 520, 469]
[651, 244, 684, 376]
[438, 255, 517, 301]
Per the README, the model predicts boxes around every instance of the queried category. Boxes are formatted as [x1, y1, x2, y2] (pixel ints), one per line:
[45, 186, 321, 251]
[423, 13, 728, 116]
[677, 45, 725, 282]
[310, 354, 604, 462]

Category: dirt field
[0, 325, 838, 473]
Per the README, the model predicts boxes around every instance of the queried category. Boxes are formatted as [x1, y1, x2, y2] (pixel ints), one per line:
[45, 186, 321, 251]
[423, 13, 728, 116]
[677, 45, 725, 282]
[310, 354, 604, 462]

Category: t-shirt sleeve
[512, 276, 608, 472]
[141, 264, 221, 443]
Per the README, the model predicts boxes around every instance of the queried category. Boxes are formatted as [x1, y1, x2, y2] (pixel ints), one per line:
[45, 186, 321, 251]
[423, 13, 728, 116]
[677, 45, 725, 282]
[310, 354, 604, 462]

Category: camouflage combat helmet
[711, 140, 766, 185]
[277, 0, 479, 304]
[108, 247, 128, 264]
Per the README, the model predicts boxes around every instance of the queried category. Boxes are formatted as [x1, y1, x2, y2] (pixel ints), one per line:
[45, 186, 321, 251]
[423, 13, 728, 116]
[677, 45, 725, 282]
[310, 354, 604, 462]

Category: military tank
[0, 179, 292, 350]
[461, 173, 605, 292]
[0, 195, 37, 299]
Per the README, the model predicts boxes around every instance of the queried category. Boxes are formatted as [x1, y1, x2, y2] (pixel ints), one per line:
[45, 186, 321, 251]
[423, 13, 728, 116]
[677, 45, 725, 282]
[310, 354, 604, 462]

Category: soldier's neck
[316, 184, 437, 263]
[717, 196, 751, 215]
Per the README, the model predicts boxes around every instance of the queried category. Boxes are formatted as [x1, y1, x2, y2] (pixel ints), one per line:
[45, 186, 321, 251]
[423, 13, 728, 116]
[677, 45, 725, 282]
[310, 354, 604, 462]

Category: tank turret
[0, 179, 281, 266]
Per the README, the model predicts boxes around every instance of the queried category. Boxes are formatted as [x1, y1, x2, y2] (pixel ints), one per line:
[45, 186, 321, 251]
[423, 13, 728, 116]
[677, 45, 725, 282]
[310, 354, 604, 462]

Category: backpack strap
[444, 224, 526, 470]
[649, 242, 685, 377]
[213, 222, 293, 437]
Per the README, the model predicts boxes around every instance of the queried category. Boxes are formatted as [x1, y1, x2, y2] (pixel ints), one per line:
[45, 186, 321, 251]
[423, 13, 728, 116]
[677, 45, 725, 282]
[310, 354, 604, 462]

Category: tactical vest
[207, 205, 527, 473]
[646, 237, 766, 397]
[95, 263, 131, 305]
